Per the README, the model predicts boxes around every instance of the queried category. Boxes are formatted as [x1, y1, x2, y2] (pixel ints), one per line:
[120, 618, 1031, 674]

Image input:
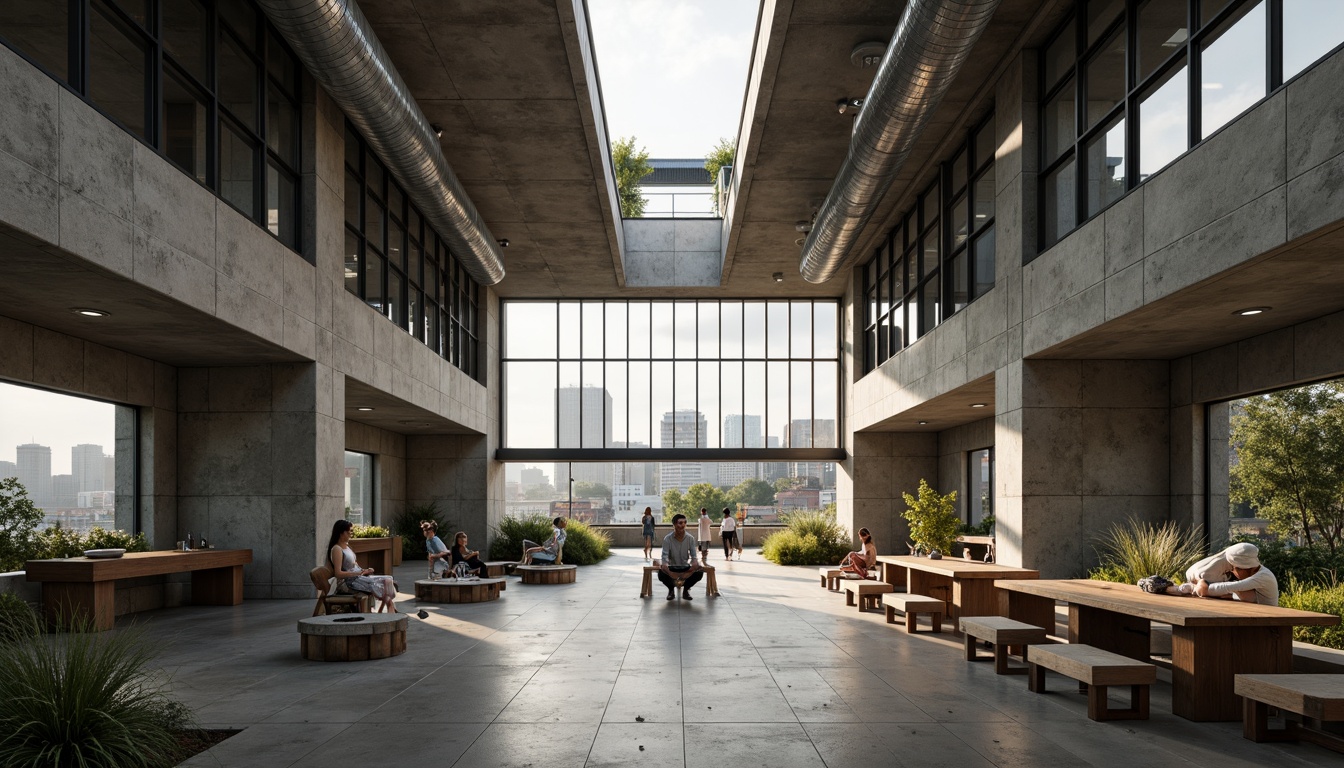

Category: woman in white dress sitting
[839, 528, 877, 578]
[328, 520, 398, 613]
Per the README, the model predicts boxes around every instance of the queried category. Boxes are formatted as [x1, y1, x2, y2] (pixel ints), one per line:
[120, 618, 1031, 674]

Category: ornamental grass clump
[1279, 577, 1344, 650]
[487, 514, 611, 565]
[0, 615, 197, 768]
[1088, 518, 1204, 583]
[761, 509, 851, 565]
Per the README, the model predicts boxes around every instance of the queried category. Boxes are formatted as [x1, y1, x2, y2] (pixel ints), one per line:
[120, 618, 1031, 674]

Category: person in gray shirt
[658, 513, 703, 600]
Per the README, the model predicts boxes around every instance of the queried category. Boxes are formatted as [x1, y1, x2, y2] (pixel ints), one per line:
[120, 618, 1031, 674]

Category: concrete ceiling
[344, 377, 475, 434]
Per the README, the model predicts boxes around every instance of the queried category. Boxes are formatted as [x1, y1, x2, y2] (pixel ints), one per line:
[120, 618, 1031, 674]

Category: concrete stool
[415, 577, 504, 603]
[517, 564, 577, 584]
[298, 613, 407, 662]
[960, 616, 1048, 674]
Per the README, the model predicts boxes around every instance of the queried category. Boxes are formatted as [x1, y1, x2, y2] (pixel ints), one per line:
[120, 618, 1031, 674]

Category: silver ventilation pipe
[257, 0, 505, 285]
[799, 0, 1001, 284]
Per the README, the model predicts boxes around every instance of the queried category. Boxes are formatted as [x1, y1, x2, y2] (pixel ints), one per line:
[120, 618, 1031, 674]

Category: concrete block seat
[516, 564, 577, 584]
[841, 579, 893, 611]
[298, 613, 408, 662]
[415, 577, 505, 603]
[1027, 644, 1156, 722]
[1236, 674, 1344, 753]
[960, 616, 1049, 674]
[884, 593, 945, 633]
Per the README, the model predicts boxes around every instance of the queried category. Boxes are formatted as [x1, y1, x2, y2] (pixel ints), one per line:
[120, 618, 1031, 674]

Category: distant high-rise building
[103, 455, 115, 491]
[52, 474, 78, 509]
[519, 467, 549, 489]
[721, 414, 763, 488]
[786, 419, 837, 487]
[72, 444, 105, 494]
[0, 460, 16, 479]
[16, 443, 52, 508]
[659, 410, 706, 493]
[556, 386, 614, 489]
[760, 437, 789, 484]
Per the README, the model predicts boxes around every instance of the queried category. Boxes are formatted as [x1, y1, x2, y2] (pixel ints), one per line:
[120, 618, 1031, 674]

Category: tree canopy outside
[1231, 383, 1344, 554]
[611, 136, 653, 218]
[662, 483, 731, 522]
[727, 478, 775, 507]
[573, 481, 611, 501]
[704, 138, 735, 214]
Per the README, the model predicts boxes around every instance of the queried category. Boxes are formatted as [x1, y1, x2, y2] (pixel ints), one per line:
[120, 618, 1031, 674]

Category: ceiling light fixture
[431, 123, 443, 138]
[73, 308, 109, 317]
[794, 220, 812, 233]
[1234, 307, 1271, 316]
[772, 272, 785, 283]
[918, 420, 928, 425]
[836, 97, 864, 115]
[497, 238, 509, 248]
[970, 403, 987, 408]
[357, 407, 374, 412]
[850, 41, 887, 69]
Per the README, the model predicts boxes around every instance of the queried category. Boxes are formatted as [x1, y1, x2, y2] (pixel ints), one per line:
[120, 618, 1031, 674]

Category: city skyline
[0, 382, 117, 475]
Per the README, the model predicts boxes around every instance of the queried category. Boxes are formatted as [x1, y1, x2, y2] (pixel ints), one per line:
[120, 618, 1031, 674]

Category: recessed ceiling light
[970, 403, 987, 408]
[357, 407, 374, 412]
[918, 420, 928, 425]
[1233, 307, 1270, 316]
[73, 308, 109, 317]
[772, 272, 785, 283]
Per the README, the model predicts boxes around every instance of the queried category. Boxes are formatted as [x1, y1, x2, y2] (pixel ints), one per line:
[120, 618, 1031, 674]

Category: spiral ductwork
[257, 0, 505, 285]
[799, 0, 1001, 284]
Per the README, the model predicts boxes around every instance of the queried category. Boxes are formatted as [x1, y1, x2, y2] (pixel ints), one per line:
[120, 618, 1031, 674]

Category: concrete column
[840, 431, 938, 552]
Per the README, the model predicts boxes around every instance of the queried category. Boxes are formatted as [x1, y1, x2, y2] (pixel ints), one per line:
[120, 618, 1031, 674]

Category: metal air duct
[799, 0, 1001, 284]
[256, 0, 506, 285]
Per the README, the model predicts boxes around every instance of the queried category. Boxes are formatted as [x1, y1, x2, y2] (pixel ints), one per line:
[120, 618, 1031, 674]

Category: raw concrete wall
[622, 219, 722, 287]
[937, 417, 995, 521]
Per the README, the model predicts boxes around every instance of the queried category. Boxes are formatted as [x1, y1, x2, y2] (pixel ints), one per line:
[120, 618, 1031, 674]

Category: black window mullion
[1267, 0, 1283, 89]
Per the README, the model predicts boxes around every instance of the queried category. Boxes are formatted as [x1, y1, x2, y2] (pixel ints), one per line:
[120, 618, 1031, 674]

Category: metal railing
[636, 191, 717, 218]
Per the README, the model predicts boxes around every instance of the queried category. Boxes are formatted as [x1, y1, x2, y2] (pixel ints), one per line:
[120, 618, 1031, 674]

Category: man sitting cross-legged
[658, 513, 703, 601]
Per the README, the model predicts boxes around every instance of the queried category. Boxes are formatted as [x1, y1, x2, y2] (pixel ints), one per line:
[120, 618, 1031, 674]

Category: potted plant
[901, 479, 960, 557]
[348, 525, 394, 574]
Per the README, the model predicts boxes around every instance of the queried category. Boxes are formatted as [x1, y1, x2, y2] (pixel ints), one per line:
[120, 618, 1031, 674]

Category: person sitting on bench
[839, 527, 877, 578]
[658, 513, 703, 600]
[450, 531, 489, 576]
[521, 517, 567, 565]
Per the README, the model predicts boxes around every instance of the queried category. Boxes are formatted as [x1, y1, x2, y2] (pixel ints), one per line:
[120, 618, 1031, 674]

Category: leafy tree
[661, 488, 688, 522]
[901, 479, 960, 556]
[0, 478, 42, 572]
[1231, 383, 1344, 554]
[524, 483, 558, 500]
[661, 483, 730, 522]
[704, 137, 735, 214]
[773, 477, 798, 494]
[573, 481, 611, 501]
[727, 478, 775, 507]
[611, 136, 653, 218]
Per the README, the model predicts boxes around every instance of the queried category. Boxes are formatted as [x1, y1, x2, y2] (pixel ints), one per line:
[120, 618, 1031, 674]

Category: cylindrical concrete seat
[298, 613, 407, 661]
[414, 577, 504, 603]
[516, 564, 577, 584]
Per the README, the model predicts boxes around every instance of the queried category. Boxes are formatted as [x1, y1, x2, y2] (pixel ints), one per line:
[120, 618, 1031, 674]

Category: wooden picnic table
[875, 555, 1046, 625]
[996, 579, 1340, 722]
[25, 549, 253, 631]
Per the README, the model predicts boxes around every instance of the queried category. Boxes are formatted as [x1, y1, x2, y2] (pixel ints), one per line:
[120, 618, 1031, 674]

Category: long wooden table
[875, 555, 1046, 625]
[997, 579, 1340, 722]
[25, 549, 253, 631]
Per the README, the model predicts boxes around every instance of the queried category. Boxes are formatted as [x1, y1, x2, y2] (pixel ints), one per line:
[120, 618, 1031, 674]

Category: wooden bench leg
[845, 590, 855, 607]
[932, 612, 942, 633]
[964, 632, 979, 661]
[994, 643, 1009, 675]
[1244, 699, 1296, 743]
[1028, 662, 1046, 693]
[906, 611, 917, 634]
[1088, 684, 1149, 721]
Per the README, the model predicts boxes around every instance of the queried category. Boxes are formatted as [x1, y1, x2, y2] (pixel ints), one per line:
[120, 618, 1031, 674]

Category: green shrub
[83, 527, 150, 553]
[350, 524, 390, 538]
[0, 478, 42, 572]
[761, 509, 851, 565]
[1236, 537, 1344, 586]
[1088, 518, 1204, 583]
[0, 621, 196, 767]
[1280, 577, 1344, 650]
[901, 479, 960, 556]
[0, 591, 39, 643]
[487, 515, 611, 565]
[394, 503, 454, 560]
[30, 524, 149, 561]
[556, 519, 611, 565]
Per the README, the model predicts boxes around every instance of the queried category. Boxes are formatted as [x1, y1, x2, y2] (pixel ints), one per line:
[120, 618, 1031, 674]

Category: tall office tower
[72, 444, 105, 494]
[103, 454, 116, 491]
[760, 436, 789, 484]
[52, 474, 78, 508]
[556, 386, 615, 490]
[518, 467, 548, 489]
[0, 460, 16, 478]
[786, 419, 837, 487]
[611, 442, 654, 494]
[659, 410, 706, 493]
[720, 414, 763, 488]
[16, 443, 52, 508]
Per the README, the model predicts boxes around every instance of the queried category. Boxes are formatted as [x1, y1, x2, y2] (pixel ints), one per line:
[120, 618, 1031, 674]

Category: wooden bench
[818, 568, 842, 590]
[1027, 644, 1156, 721]
[960, 616, 1048, 675]
[841, 579, 892, 612]
[1236, 674, 1344, 754]
[884, 593, 945, 633]
[641, 565, 718, 598]
[25, 549, 253, 631]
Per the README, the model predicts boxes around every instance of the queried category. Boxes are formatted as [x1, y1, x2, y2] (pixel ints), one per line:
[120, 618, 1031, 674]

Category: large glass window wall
[0, 0, 303, 250]
[344, 123, 481, 382]
[1039, 0, 1344, 251]
[500, 301, 841, 460]
[861, 113, 997, 374]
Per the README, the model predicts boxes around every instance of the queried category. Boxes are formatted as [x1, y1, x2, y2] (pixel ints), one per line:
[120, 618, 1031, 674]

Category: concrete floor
[137, 549, 1341, 767]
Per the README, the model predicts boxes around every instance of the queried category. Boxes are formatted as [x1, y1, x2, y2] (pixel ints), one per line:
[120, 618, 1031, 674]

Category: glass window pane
[743, 361, 765, 445]
[651, 362, 673, 446]
[1201, 0, 1236, 26]
[699, 361, 720, 448]
[766, 302, 789, 358]
[1284, 0, 1344, 80]
[951, 150, 967, 192]
[344, 172, 361, 228]
[220, 121, 256, 217]
[951, 195, 969, 248]
[921, 227, 939, 280]
[628, 302, 651, 359]
[629, 361, 651, 448]
[973, 168, 995, 231]
[1137, 0, 1188, 83]
[893, 255, 906, 298]
[720, 302, 743, 358]
[651, 303, 673, 358]
[364, 192, 384, 252]
[366, 155, 385, 199]
[344, 230, 360, 296]
[268, 85, 298, 166]
[1085, 29, 1125, 129]
[505, 362, 556, 448]
[920, 182, 940, 228]
[975, 119, 996, 170]
[1199, 1, 1265, 140]
[266, 162, 296, 245]
[948, 251, 968, 314]
[557, 362, 580, 449]
[1043, 79, 1076, 164]
[163, 0, 207, 83]
[583, 302, 604, 359]
[90, 5, 149, 140]
[790, 302, 811, 358]
[2, 0, 68, 81]
[408, 240, 423, 288]
[386, 267, 405, 325]
[767, 361, 789, 446]
[973, 226, 996, 299]
[343, 452, 373, 524]
[406, 288, 420, 335]
[698, 303, 720, 359]
[163, 71, 208, 183]
[558, 302, 580, 358]
[1043, 157, 1077, 245]
[605, 302, 627, 359]
[721, 363, 743, 446]
[744, 302, 765, 358]
[1138, 62, 1188, 178]
[1087, 0, 1124, 44]
[813, 362, 837, 448]
[1085, 116, 1126, 216]
[364, 250, 384, 313]
[581, 361, 606, 448]
[1044, 19, 1075, 90]
[425, 300, 439, 351]
[674, 302, 697, 359]
[218, 32, 257, 131]
[218, 0, 256, 48]
[268, 31, 299, 94]
[790, 362, 812, 444]
[505, 303, 557, 358]
[606, 360, 627, 448]
[813, 303, 838, 359]
[921, 275, 941, 335]
[895, 297, 911, 347]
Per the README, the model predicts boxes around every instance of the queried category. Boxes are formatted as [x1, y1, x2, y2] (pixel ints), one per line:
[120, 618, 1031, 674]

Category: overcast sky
[588, 0, 759, 158]
[0, 383, 116, 475]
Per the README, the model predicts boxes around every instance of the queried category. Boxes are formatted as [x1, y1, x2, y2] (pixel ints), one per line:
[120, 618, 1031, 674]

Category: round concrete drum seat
[516, 564, 577, 584]
[298, 613, 407, 662]
[414, 577, 504, 603]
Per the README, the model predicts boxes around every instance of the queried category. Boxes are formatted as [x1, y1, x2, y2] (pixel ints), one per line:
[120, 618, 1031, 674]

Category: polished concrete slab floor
[129, 549, 1342, 767]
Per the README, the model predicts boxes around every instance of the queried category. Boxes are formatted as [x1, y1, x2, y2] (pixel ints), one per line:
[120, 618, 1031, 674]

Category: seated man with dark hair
[657, 513, 703, 600]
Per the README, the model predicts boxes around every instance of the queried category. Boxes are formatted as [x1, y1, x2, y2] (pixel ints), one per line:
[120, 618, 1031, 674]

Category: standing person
[521, 517, 568, 565]
[735, 511, 746, 560]
[839, 528, 877, 577]
[641, 507, 656, 561]
[328, 520, 397, 613]
[450, 531, 489, 577]
[422, 521, 451, 576]
[720, 506, 737, 560]
[658, 513, 703, 600]
[697, 508, 712, 563]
